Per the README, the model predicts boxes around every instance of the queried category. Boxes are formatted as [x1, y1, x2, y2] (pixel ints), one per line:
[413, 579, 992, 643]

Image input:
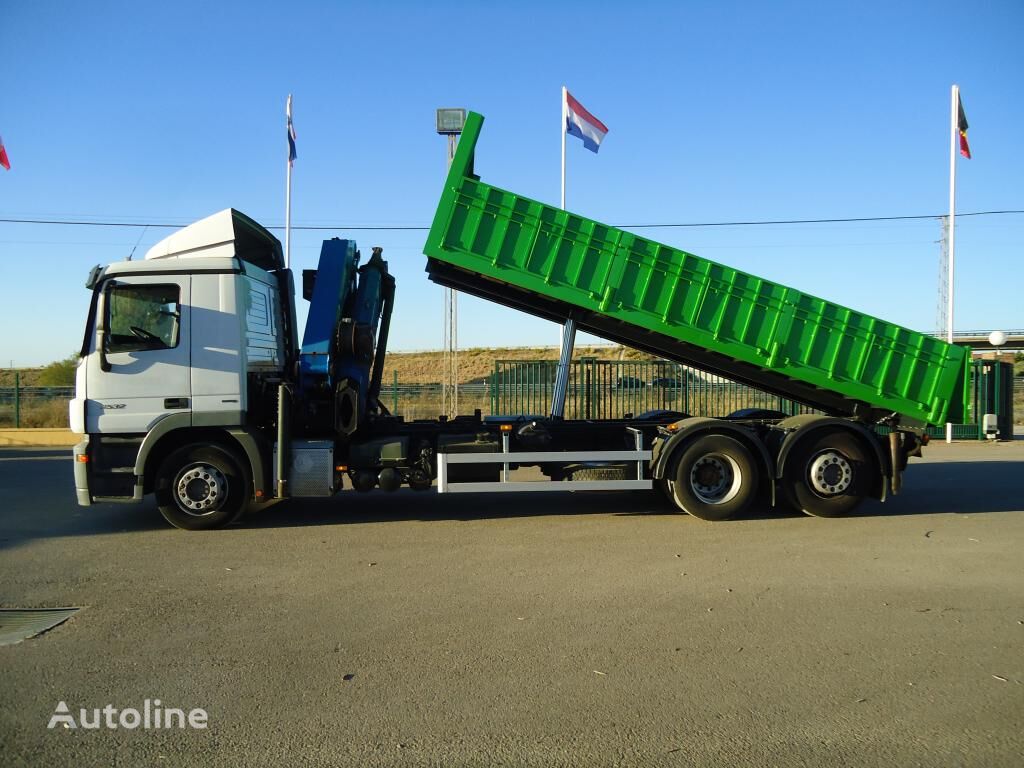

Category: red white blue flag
[0, 135, 10, 171]
[564, 90, 608, 153]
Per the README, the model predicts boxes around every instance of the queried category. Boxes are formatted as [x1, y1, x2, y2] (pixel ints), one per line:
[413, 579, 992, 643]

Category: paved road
[1, 440, 1022, 767]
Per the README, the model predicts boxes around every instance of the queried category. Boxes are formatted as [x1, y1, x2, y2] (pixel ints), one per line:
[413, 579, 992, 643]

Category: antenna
[127, 224, 149, 261]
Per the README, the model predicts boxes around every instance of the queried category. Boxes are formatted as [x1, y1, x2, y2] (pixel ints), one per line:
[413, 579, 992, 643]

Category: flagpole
[560, 85, 567, 210]
[946, 84, 958, 444]
[552, 85, 576, 417]
[557, 85, 568, 361]
[285, 94, 294, 270]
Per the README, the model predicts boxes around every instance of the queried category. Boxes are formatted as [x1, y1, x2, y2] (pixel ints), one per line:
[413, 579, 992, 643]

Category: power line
[625, 210, 1024, 228]
[0, 209, 1022, 232]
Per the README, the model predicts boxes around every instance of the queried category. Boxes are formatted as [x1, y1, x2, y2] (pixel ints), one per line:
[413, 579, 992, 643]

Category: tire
[666, 434, 759, 521]
[155, 445, 250, 530]
[781, 429, 868, 518]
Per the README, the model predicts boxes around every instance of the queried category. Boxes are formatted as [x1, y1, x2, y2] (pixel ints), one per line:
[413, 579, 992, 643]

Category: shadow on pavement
[242, 460, 1023, 529]
[1, 457, 1020, 546]
[856, 459, 1023, 517]
[0, 500, 169, 551]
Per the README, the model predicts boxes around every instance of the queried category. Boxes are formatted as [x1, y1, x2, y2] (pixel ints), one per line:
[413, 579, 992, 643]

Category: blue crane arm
[297, 239, 393, 435]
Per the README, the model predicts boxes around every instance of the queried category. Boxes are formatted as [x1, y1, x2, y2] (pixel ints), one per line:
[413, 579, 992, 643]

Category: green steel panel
[424, 113, 971, 427]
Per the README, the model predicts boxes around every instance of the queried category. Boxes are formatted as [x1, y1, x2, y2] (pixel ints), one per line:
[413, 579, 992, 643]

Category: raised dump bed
[424, 112, 970, 427]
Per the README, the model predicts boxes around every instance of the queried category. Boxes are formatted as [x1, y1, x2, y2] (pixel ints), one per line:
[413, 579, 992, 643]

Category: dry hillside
[380, 345, 660, 385]
[1, 345, 658, 389]
[1, 368, 50, 387]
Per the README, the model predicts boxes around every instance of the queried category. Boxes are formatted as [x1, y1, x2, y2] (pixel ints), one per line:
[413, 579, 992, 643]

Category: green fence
[488, 358, 1016, 437]
[0, 380, 74, 428]
[489, 358, 814, 420]
[1, 360, 1015, 437]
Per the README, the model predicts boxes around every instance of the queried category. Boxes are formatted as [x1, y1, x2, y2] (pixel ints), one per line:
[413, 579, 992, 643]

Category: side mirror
[85, 264, 103, 290]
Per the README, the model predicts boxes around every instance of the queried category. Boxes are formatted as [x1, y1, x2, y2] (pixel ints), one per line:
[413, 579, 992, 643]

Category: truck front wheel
[781, 430, 868, 518]
[666, 434, 759, 521]
[155, 445, 250, 530]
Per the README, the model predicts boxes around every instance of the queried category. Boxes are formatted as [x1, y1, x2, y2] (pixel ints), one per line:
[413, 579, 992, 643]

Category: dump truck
[70, 111, 970, 529]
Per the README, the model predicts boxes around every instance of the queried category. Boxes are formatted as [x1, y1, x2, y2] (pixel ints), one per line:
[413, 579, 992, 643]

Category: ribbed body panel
[424, 113, 969, 426]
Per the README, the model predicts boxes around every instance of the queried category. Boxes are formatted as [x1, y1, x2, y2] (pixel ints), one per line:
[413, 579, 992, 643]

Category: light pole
[436, 108, 465, 418]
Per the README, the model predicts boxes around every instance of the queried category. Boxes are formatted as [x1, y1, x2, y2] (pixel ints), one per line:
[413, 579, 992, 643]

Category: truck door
[85, 275, 191, 433]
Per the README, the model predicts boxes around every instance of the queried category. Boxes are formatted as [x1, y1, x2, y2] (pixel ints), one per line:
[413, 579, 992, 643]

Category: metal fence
[489, 358, 815, 419]
[0, 381, 492, 427]
[2, 361, 1020, 434]
[0, 384, 73, 428]
[490, 358, 1021, 438]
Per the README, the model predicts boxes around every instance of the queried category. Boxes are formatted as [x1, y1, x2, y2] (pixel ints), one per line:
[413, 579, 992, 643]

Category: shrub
[36, 354, 79, 386]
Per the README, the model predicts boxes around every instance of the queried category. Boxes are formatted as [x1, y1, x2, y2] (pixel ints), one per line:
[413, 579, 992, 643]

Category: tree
[37, 354, 79, 386]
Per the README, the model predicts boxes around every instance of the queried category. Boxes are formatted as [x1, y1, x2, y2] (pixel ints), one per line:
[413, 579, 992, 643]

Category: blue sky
[1, 1, 1021, 367]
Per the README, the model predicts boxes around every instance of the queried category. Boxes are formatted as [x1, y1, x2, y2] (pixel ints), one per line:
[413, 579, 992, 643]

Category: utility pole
[936, 217, 949, 337]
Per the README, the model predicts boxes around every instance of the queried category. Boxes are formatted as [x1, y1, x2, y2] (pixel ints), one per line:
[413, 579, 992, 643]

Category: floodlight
[436, 108, 466, 135]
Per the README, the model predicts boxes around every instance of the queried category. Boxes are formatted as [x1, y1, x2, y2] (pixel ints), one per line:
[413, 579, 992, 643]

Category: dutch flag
[565, 90, 608, 153]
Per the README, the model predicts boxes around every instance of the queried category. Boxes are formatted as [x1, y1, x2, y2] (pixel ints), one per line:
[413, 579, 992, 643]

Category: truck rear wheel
[155, 445, 250, 530]
[666, 434, 758, 521]
[781, 430, 868, 518]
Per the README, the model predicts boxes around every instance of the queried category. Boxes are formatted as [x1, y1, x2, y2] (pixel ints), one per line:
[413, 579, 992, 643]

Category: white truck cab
[72, 209, 297, 527]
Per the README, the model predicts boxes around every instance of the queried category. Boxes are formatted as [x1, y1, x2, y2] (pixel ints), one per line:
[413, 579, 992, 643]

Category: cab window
[106, 284, 180, 353]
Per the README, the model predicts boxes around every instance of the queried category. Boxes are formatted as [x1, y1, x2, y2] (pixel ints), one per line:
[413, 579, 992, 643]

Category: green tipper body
[424, 112, 970, 427]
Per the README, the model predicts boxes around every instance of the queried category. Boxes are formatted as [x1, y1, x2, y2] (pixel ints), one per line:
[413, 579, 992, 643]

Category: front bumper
[73, 437, 91, 506]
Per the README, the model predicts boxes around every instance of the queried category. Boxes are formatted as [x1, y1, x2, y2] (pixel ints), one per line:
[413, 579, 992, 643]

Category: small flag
[0, 135, 10, 171]
[565, 90, 608, 153]
[287, 95, 297, 166]
[957, 93, 971, 159]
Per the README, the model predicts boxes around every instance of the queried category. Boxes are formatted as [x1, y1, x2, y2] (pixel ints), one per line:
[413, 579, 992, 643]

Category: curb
[0, 429, 80, 448]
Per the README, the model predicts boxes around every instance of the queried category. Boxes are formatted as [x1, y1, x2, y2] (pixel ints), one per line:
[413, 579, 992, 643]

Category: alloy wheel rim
[689, 453, 742, 505]
[174, 463, 228, 516]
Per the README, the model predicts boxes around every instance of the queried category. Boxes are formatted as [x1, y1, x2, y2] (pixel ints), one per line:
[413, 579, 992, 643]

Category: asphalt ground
[0, 438, 1022, 767]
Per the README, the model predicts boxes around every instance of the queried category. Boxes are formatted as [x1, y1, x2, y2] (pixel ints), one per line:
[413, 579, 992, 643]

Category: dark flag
[957, 94, 971, 159]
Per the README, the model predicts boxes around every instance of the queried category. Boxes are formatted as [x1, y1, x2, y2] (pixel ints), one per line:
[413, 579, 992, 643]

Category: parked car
[652, 370, 706, 389]
[614, 376, 647, 390]
[650, 376, 685, 389]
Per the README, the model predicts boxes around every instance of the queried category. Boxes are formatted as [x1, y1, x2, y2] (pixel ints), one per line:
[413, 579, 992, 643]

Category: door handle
[164, 398, 189, 410]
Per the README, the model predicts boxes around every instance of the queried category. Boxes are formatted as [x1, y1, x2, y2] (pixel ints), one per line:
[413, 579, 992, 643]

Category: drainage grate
[0, 608, 80, 646]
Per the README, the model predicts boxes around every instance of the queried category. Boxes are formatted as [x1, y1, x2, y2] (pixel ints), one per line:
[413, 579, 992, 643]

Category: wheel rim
[807, 450, 853, 497]
[174, 463, 228, 516]
[689, 453, 743, 505]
